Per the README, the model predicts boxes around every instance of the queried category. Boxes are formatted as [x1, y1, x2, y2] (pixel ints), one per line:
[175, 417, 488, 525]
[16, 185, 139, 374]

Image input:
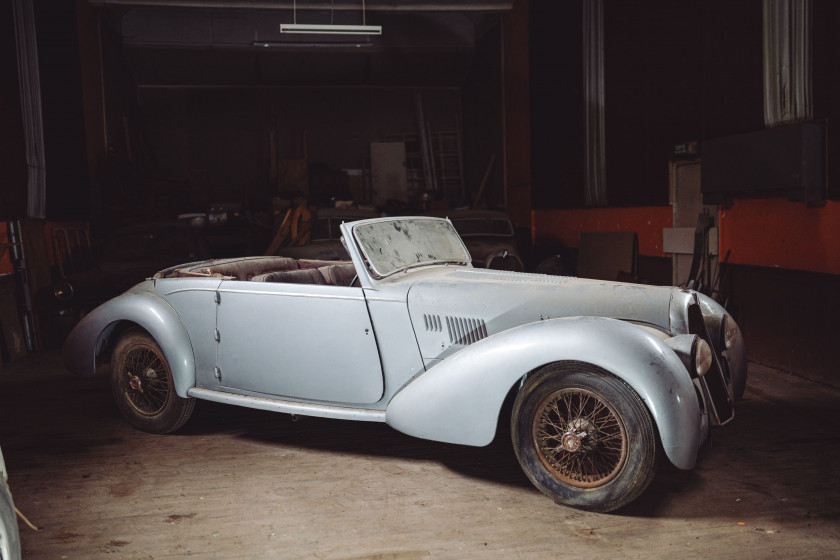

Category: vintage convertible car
[1, 446, 21, 560]
[63, 217, 746, 512]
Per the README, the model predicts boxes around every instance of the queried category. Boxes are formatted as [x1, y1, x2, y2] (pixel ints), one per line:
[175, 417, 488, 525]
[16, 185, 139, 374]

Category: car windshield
[353, 217, 471, 278]
[451, 217, 514, 237]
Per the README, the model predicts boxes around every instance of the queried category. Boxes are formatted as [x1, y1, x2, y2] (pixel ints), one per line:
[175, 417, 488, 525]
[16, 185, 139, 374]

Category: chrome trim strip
[187, 388, 387, 422]
[216, 288, 364, 301]
[162, 287, 219, 296]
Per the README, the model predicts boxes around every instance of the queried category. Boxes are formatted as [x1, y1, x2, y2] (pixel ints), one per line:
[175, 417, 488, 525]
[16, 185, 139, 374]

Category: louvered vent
[446, 316, 488, 346]
[423, 314, 443, 332]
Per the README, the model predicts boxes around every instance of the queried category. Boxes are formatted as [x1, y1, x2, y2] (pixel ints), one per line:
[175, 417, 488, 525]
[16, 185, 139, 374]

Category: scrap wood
[15, 505, 39, 531]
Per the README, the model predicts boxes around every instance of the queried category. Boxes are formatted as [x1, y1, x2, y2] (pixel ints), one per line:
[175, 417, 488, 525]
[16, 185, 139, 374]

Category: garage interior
[1, 0, 839, 558]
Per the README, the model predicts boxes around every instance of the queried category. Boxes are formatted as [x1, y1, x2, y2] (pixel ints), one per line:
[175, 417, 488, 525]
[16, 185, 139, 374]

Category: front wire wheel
[111, 330, 195, 434]
[512, 362, 658, 512]
[535, 387, 627, 488]
[118, 344, 170, 416]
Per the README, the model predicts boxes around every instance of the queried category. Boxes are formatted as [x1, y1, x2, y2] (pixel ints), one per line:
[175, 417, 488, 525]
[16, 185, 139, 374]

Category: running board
[187, 388, 386, 422]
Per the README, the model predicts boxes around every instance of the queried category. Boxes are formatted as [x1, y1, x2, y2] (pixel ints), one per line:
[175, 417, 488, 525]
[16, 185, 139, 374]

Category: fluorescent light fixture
[280, 23, 382, 35]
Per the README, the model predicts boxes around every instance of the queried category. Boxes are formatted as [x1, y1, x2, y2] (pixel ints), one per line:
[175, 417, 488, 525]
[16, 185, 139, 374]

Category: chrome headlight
[53, 281, 74, 301]
[721, 314, 738, 349]
[692, 338, 713, 377]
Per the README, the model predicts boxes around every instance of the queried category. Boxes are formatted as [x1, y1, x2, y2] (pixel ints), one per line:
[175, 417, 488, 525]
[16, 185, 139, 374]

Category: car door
[214, 280, 384, 404]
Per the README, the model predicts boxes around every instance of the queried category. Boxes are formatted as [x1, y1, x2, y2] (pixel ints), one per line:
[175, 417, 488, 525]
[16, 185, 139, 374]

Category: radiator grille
[688, 303, 734, 424]
[446, 316, 488, 346]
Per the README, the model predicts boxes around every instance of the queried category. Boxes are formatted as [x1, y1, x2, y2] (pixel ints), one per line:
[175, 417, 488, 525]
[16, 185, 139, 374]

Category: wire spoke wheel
[120, 345, 171, 416]
[512, 362, 658, 512]
[533, 388, 626, 488]
[111, 329, 195, 434]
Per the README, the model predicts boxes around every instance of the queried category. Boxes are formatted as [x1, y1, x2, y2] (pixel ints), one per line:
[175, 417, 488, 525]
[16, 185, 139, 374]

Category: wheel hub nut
[561, 431, 586, 452]
[128, 373, 143, 393]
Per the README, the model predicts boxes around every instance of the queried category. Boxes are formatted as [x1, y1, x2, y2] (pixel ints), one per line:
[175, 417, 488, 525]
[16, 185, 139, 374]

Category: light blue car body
[64, 216, 746, 471]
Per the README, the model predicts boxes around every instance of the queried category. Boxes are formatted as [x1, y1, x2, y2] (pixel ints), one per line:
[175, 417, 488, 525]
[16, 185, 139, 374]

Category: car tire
[111, 330, 195, 434]
[511, 362, 658, 513]
[0, 476, 21, 560]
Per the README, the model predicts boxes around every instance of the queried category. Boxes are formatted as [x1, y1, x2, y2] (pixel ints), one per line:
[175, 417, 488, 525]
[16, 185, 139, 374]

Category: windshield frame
[350, 216, 472, 278]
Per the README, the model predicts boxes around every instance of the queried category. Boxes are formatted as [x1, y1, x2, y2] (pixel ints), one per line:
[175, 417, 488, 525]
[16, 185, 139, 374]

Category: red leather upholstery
[317, 264, 357, 287]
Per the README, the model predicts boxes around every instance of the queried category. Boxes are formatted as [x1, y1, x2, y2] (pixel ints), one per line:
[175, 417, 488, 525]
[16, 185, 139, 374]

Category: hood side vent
[446, 316, 487, 346]
[423, 314, 443, 332]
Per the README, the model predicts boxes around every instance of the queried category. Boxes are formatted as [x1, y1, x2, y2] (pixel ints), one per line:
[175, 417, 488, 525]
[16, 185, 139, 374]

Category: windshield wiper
[398, 260, 469, 273]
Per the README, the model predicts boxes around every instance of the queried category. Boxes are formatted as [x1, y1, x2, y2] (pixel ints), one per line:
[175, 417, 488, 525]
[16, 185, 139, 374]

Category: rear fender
[385, 316, 704, 470]
[62, 291, 196, 398]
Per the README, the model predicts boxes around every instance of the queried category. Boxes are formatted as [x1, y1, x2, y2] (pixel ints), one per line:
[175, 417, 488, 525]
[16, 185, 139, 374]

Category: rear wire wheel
[111, 330, 195, 434]
[511, 362, 658, 512]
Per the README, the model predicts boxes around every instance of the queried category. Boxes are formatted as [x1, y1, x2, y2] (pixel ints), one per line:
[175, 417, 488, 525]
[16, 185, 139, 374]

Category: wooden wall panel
[0, 224, 13, 275]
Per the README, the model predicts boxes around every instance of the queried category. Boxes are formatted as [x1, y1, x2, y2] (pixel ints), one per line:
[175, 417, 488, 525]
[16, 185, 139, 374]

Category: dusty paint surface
[1, 351, 839, 559]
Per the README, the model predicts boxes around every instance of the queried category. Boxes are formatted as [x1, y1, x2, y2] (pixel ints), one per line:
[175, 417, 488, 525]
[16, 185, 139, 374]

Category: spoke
[590, 399, 607, 418]
[540, 417, 565, 432]
[122, 346, 170, 415]
[550, 399, 566, 425]
[534, 387, 627, 488]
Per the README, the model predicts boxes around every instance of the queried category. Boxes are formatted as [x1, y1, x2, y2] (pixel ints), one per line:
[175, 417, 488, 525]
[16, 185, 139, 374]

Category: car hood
[405, 267, 675, 361]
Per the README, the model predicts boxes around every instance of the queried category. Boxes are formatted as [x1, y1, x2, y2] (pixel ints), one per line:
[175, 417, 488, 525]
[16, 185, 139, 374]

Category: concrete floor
[0, 351, 838, 559]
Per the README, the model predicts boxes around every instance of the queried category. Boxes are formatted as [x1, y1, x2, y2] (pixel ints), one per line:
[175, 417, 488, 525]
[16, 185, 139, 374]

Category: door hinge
[214, 291, 221, 304]
[214, 367, 222, 381]
[214, 329, 220, 342]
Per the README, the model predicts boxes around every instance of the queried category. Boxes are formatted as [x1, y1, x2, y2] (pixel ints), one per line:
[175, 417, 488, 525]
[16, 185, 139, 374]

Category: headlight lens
[693, 338, 713, 377]
[53, 281, 74, 301]
[721, 314, 738, 349]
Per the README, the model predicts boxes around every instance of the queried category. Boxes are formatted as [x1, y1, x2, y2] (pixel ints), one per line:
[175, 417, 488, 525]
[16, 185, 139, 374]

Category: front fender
[62, 289, 196, 398]
[386, 316, 704, 470]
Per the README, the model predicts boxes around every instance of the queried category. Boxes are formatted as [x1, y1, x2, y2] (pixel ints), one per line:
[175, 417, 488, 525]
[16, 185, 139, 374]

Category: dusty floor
[0, 351, 838, 559]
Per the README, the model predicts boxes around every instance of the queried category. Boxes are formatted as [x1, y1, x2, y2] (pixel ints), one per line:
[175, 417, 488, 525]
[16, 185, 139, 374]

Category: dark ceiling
[91, 0, 514, 12]
[98, 2, 507, 87]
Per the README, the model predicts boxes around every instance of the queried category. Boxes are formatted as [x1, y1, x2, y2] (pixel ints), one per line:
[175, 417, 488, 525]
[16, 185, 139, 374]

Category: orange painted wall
[533, 200, 840, 275]
[719, 198, 840, 275]
[532, 206, 673, 257]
